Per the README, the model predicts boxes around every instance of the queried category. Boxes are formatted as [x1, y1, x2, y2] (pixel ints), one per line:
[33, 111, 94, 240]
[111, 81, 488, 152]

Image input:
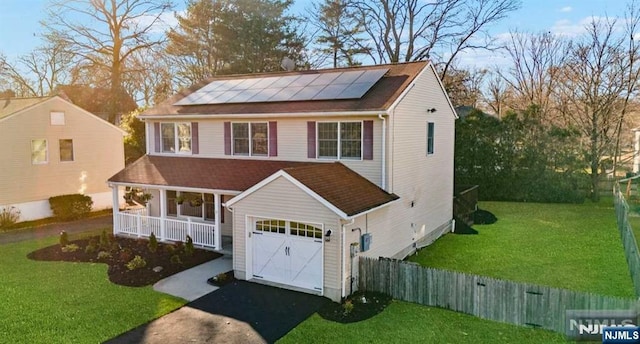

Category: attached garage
[227, 163, 399, 301]
[251, 218, 323, 292]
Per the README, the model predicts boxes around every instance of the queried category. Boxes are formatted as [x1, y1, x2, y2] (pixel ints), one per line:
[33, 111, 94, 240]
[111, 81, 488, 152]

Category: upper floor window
[31, 139, 48, 164]
[427, 122, 435, 155]
[59, 139, 74, 162]
[161, 122, 191, 154]
[50, 112, 65, 125]
[232, 122, 268, 156]
[317, 121, 362, 160]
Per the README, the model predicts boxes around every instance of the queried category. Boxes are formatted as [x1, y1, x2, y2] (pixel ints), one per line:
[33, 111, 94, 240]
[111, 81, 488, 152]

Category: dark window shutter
[191, 122, 199, 154]
[307, 121, 316, 159]
[363, 120, 374, 160]
[224, 122, 231, 155]
[268, 121, 278, 157]
[154, 122, 160, 153]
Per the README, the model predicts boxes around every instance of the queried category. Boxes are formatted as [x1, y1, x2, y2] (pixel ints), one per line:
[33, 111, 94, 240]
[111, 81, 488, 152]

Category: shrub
[148, 232, 158, 253]
[97, 251, 112, 260]
[185, 235, 194, 256]
[119, 248, 133, 262]
[85, 243, 97, 254]
[342, 299, 354, 316]
[99, 229, 112, 250]
[215, 272, 228, 282]
[61, 244, 79, 253]
[59, 231, 69, 246]
[49, 194, 93, 220]
[170, 254, 183, 265]
[0, 206, 21, 229]
[126, 255, 147, 270]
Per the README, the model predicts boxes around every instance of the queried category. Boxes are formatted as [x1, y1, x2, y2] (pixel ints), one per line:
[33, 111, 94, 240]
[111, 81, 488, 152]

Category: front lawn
[0, 232, 185, 343]
[408, 200, 634, 298]
[279, 300, 569, 344]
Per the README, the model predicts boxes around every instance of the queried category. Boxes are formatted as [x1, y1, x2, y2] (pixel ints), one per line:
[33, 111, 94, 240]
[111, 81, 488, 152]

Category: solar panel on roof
[173, 68, 388, 105]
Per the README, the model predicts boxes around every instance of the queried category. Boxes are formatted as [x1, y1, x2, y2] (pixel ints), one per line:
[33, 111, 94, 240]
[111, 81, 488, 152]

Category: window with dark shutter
[224, 122, 231, 155]
[268, 121, 278, 157]
[307, 121, 316, 158]
[363, 120, 374, 160]
[191, 122, 199, 154]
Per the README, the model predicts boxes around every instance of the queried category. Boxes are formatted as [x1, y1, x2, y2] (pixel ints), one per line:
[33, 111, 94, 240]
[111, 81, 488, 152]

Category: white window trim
[59, 139, 74, 163]
[316, 120, 363, 161]
[161, 122, 192, 155]
[427, 122, 435, 156]
[31, 139, 48, 165]
[231, 121, 269, 157]
[168, 191, 213, 222]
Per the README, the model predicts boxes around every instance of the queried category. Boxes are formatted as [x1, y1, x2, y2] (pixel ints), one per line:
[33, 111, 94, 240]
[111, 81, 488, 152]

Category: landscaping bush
[0, 206, 21, 229]
[170, 254, 182, 265]
[97, 251, 112, 260]
[99, 229, 112, 250]
[185, 235, 194, 256]
[49, 194, 93, 220]
[59, 231, 69, 246]
[126, 255, 147, 270]
[148, 232, 158, 253]
[61, 244, 79, 253]
[85, 243, 97, 254]
[119, 248, 133, 262]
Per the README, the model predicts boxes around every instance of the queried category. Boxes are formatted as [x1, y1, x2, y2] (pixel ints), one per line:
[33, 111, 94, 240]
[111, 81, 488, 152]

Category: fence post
[136, 213, 142, 238]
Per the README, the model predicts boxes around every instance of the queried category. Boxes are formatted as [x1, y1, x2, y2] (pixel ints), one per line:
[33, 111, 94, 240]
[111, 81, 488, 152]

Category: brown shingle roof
[284, 163, 399, 217]
[142, 61, 428, 117]
[108, 155, 315, 191]
[109, 156, 398, 217]
[0, 97, 49, 119]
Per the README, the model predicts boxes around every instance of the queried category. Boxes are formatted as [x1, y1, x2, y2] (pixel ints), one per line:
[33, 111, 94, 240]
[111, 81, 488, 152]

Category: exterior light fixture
[325, 229, 332, 242]
[427, 108, 437, 113]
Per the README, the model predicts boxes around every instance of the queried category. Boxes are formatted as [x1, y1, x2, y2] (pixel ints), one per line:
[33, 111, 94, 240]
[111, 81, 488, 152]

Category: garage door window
[256, 219, 285, 234]
[290, 221, 322, 239]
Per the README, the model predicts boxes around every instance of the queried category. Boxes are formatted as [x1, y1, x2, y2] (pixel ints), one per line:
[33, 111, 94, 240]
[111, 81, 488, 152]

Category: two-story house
[108, 61, 456, 302]
[0, 95, 125, 221]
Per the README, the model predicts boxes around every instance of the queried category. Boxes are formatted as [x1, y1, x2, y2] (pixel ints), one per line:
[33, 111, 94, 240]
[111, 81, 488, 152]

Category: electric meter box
[361, 233, 372, 252]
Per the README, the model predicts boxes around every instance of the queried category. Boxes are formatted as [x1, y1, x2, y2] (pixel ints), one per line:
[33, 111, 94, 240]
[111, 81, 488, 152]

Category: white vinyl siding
[231, 176, 342, 299]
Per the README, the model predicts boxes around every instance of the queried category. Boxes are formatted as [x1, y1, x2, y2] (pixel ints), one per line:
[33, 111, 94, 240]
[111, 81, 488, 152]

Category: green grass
[408, 199, 634, 298]
[279, 301, 569, 344]
[0, 233, 185, 343]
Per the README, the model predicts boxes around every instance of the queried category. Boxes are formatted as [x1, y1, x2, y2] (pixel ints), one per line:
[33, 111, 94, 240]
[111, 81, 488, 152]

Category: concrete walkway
[0, 214, 113, 245]
[153, 255, 233, 301]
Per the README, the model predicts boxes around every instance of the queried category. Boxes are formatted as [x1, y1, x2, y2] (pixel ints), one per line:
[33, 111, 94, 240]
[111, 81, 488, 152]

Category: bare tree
[42, 0, 173, 123]
[497, 31, 569, 121]
[557, 15, 640, 201]
[352, 0, 519, 79]
[0, 37, 74, 97]
[440, 65, 486, 108]
[483, 71, 513, 118]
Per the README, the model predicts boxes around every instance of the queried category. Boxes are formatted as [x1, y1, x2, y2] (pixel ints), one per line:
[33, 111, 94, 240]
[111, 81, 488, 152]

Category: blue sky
[0, 0, 631, 67]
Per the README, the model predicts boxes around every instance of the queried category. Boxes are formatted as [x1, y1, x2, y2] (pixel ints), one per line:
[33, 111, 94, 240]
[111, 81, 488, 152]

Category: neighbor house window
[317, 121, 362, 159]
[232, 122, 268, 156]
[50, 111, 65, 125]
[427, 122, 435, 155]
[31, 139, 48, 164]
[161, 122, 191, 153]
[59, 139, 74, 162]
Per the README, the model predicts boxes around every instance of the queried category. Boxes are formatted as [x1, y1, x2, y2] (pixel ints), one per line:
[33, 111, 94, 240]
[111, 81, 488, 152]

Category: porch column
[111, 185, 119, 236]
[214, 193, 221, 250]
[160, 189, 167, 241]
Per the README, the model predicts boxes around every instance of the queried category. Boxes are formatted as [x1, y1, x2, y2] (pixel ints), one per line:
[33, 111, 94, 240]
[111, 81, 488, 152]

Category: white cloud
[559, 6, 572, 13]
[125, 10, 185, 34]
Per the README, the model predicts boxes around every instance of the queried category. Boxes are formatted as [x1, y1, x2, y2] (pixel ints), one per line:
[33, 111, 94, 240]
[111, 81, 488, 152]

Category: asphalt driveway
[105, 280, 330, 344]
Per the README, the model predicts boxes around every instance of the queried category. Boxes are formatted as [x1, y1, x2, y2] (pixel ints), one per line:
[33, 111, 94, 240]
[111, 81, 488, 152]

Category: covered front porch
[110, 185, 235, 252]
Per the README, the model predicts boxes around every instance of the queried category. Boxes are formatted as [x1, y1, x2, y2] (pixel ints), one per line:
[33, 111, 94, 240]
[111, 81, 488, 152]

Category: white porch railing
[115, 211, 219, 250]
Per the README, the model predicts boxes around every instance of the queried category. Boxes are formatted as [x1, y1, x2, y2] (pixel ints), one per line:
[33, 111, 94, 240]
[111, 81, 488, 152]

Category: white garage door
[252, 219, 323, 292]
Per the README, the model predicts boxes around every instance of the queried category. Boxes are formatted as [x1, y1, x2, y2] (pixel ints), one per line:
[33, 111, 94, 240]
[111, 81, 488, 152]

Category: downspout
[378, 114, 387, 190]
[341, 218, 355, 299]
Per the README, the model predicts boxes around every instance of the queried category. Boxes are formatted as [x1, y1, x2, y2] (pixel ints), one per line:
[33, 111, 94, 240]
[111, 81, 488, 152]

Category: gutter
[140, 110, 389, 121]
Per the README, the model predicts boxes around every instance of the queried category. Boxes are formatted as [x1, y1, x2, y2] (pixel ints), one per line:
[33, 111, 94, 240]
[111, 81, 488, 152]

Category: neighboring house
[55, 85, 138, 124]
[108, 61, 456, 302]
[0, 96, 125, 221]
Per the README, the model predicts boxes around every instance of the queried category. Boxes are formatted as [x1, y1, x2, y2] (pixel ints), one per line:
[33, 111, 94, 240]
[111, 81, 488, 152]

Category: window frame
[231, 121, 269, 157]
[160, 122, 192, 154]
[427, 122, 435, 155]
[50, 111, 65, 125]
[166, 190, 215, 221]
[31, 139, 48, 165]
[316, 121, 363, 160]
[59, 139, 74, 162]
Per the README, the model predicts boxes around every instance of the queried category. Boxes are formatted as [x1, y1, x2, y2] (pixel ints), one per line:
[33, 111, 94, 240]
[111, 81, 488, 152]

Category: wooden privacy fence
[359, 257, 638, 334]
[613, 182, 640, 297]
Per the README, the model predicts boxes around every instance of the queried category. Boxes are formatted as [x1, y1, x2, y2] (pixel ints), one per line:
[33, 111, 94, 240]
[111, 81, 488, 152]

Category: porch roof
[109, 155, 398, 217]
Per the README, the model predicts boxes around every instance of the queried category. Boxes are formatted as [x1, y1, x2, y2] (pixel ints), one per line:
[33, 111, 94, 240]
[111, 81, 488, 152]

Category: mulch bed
[318, 291, 392, 323]
[27, 235, 221, 287]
